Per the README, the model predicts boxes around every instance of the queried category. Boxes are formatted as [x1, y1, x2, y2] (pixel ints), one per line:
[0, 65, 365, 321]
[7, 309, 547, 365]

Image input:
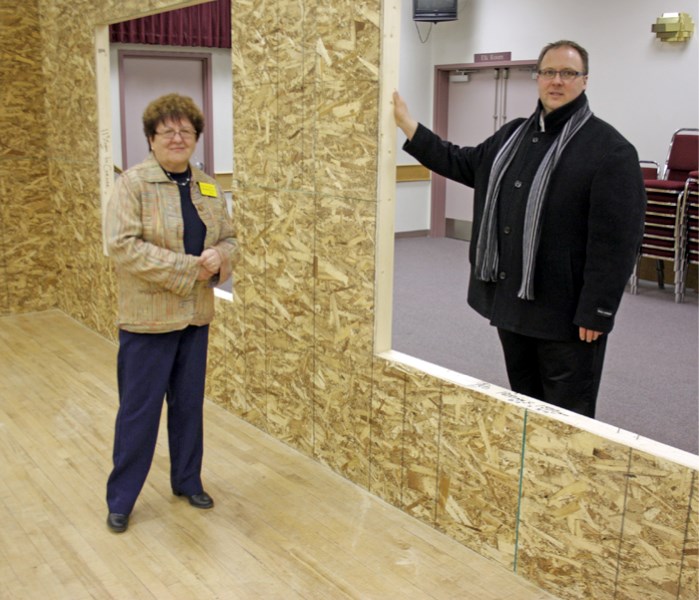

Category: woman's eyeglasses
[155, 128, 196, 141]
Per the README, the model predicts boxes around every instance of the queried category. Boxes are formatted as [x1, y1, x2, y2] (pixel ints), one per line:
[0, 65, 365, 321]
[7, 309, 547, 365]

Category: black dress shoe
[174, 490, 214, 509]
[107, 512, 129, 533]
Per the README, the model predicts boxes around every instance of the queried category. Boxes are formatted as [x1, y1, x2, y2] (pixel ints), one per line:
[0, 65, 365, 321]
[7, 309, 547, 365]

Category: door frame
[430, 59, 537, 237]
[117, 49, 215, 175]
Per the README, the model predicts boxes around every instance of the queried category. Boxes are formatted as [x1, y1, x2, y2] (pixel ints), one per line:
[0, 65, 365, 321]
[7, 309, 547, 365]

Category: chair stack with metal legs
[630, 128, 699, 302]
[678, 171, 699, 301]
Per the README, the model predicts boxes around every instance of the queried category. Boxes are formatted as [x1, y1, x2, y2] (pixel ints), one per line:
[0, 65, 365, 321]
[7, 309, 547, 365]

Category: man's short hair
[537, 40, 589, 75]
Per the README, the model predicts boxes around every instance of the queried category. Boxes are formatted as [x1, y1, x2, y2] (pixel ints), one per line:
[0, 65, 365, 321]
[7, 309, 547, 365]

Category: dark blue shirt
[167, 169, 206, 256]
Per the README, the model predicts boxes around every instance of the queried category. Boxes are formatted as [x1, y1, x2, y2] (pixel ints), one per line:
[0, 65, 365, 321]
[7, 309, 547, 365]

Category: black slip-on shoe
[173, 490, 214, 509]
[107, 512, 129, 533]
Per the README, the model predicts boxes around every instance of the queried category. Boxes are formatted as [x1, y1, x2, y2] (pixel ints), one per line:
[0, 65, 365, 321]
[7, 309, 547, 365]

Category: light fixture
[449, 70, 470, 83]
[652, 12, 695, 42]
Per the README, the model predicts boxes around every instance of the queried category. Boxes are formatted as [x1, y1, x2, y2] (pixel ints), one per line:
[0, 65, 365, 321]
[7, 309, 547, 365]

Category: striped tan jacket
[106, 154, 238, 333]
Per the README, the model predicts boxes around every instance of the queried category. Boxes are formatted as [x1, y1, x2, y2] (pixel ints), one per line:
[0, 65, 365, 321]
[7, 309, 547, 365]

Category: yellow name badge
[198, 182, 218, 197]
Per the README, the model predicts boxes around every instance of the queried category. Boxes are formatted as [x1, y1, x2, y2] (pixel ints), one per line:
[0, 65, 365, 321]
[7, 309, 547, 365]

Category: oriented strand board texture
[50, 162, 118, 335]
[232, 0, 381, 486]
[517, 415, 633, 599]
[313, 195, 376, 485]
[1, 1, 697, 600]
[616, 452, 697, 600]
[437, 383, 525, 567]
[401, 369, 441, 523]
[369, 359, 407, 506]
[38, 4, 94, 318]
[204, 301, 229, 409]
[236, 185, 269, 430]
[266, 190, 315, 454]
[680, 473, 699, 600]
[0, 1, 56, 315]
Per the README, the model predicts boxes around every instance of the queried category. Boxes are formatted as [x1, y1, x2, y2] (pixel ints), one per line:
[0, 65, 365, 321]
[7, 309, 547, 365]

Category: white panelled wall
[395, 0, 699, 233]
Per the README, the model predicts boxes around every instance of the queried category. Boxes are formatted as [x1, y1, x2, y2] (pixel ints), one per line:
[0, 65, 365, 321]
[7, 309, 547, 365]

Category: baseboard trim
[445, 219, 472, 241]
[395, 230, 430, 239]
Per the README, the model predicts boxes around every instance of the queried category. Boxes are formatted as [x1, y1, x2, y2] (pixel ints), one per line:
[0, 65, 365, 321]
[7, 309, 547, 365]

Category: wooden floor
[0, 310, 558, 600]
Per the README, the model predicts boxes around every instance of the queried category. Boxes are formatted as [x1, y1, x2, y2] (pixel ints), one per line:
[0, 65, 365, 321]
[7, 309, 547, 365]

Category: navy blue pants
[106, 325, 209, 515]
[497, 328, 607, 418]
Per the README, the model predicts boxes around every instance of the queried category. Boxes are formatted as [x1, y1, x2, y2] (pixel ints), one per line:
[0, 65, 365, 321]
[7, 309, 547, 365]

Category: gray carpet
[392, 236, 699, 454]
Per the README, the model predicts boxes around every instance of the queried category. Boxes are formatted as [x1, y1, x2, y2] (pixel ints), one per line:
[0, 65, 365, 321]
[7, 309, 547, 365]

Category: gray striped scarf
[474, 100, 592, 300]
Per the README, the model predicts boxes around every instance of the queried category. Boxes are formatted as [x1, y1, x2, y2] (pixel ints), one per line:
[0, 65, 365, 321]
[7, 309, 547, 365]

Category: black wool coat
[403, 93, 646, 341]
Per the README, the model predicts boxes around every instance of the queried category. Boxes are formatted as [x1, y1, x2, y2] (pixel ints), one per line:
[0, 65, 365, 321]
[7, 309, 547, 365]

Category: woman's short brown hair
[142, 93, 204, 140]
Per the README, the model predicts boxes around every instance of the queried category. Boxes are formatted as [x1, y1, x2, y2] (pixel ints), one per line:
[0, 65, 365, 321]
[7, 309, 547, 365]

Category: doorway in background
[431, 61, 537, 239]
[118, 50, 214, 175]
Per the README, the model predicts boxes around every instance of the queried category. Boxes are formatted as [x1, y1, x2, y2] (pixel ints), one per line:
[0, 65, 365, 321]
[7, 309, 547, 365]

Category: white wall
[395, 0, 699, 232]
[109, 44, 233, 175]
[395, 2, 437, 233]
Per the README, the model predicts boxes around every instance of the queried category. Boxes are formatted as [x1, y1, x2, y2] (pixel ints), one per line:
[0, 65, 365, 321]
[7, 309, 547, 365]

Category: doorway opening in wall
[388, 58, 538, 390]
[95, 0, 234, 300]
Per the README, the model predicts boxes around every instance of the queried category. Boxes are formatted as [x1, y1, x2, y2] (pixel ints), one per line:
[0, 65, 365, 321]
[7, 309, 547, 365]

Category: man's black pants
[497, 328, 607, 418]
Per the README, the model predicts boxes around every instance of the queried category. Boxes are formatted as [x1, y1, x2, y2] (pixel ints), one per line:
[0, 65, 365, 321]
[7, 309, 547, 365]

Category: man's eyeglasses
[155, 128, 197, 141]
[537, 69, 586, 81]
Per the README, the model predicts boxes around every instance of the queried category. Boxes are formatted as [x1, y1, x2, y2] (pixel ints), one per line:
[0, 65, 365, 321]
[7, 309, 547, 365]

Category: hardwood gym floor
[0, 310, 557, 599]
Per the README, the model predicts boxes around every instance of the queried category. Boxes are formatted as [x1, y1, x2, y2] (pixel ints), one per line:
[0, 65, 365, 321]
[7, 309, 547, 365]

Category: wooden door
[433, 61, 537, 238]
[445, 69, 499, 237]
[118, 50, 214, 174]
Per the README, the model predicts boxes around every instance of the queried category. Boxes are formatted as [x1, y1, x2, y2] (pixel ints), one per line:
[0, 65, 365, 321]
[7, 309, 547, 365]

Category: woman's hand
[200, 248, 221, 272]
[197, 248, 221, 280]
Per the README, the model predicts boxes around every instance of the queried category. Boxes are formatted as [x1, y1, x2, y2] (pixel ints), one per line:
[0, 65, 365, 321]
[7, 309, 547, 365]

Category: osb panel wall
[2, 1, 694, 599]
[381, 364, 699, 600]
[437, 381, 525, 566]
[230, 0, 381, 490]
[0, 0, 56, 315]
[34, 0, 183, 337]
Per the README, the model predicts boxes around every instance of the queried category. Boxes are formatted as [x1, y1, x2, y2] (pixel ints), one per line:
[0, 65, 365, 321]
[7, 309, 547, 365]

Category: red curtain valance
[109, 0, 231, 49]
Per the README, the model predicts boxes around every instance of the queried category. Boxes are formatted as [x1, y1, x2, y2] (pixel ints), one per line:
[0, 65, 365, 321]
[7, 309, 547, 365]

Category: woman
[105, 93, 237, 533]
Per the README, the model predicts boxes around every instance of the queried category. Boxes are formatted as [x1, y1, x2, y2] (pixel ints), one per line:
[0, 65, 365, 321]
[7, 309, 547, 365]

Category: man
[393, 40, 646, 418]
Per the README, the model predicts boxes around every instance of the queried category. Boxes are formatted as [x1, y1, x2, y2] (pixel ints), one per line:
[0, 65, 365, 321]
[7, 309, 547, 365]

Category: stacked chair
[639, 160, 660, 179]
[629, 128, 699, 302]
[680, 171, 699, 299]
